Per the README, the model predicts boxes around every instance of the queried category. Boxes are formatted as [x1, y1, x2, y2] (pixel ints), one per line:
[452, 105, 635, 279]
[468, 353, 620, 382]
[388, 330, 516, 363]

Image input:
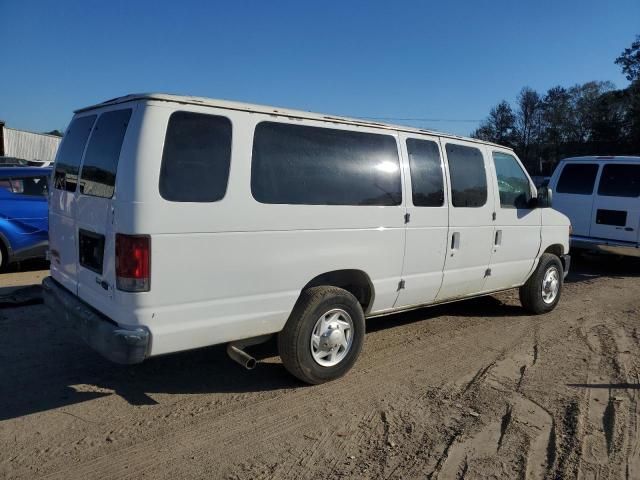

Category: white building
[0, 121, 61, 164]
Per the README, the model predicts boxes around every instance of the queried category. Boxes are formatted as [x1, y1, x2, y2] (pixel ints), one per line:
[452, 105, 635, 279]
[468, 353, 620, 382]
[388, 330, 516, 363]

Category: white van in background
[43, 94, 570, 384]
[549, 156, 640, 257]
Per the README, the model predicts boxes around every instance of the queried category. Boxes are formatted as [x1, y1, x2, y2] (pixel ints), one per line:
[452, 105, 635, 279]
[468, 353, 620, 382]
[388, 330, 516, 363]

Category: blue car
[0, 167, 51, 270]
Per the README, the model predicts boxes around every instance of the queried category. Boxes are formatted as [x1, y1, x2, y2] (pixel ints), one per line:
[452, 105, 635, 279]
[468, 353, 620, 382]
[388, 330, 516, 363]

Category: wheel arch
[302, 269, 375, 314]
[543, 244, 564, 258]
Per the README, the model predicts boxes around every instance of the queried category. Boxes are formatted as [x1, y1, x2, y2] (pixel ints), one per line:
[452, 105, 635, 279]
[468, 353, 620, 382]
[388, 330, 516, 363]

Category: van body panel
[47, 94, 570, 363]
[145, 228, 403, 354]
[435, 139, 495, 301]
[484, 147, 542, 290]
[394, 132, 448, 307]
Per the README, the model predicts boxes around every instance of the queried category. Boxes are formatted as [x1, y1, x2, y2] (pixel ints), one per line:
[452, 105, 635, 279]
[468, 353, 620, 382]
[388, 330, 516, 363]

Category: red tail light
[116, 234, 150, 292]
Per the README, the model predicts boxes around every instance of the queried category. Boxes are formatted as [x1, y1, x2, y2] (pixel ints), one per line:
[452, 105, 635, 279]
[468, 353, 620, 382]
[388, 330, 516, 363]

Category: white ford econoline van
[43, 94, 570, 384]
[549, 156, 640, 257]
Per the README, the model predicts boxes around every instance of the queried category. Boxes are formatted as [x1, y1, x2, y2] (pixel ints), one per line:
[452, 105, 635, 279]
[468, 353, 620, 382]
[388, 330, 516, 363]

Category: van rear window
[159, 112, 232, 202]
[556, 163, 599, 195]
[54, 115, 96, 192]
[80, 109, 132, 198]
[251, 122, 401, 206]
[597, 164, 640, 198]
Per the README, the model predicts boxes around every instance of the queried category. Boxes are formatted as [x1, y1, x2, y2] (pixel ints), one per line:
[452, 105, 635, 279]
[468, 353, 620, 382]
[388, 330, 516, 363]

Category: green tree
[471, 100, 516, 146]
[567, 81, 615, 142]
[541, 86, 572, 151]
[615, 35, 640, 82]
[514, 87, 542, 168]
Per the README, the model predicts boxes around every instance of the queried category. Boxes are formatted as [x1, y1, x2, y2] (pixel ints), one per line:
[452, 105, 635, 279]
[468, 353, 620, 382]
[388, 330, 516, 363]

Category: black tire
[519, 253, 564, 314]
[278, 286, 365, 385]
[0, 240, 8, 273]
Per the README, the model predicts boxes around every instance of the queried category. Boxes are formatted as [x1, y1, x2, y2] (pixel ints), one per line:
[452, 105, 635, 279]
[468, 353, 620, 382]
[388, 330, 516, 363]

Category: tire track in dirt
[4, 263, 640, 480]
[30, 316, 534, 480]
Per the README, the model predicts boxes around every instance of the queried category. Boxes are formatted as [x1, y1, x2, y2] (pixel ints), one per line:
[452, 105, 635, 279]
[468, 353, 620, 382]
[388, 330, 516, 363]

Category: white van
[43, 94, 570, 384]
[549, 156, 640, 257]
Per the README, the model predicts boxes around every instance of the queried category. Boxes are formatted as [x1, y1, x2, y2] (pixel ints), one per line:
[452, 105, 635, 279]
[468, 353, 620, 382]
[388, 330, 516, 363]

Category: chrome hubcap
[541, 267, 560, 304]
[310, 308, 353, 367]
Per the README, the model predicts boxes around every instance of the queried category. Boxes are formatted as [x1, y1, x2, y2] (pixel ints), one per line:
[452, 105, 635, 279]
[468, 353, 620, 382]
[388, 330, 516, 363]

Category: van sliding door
[435, 140, 495, 301]
[394, 133, 448, 308]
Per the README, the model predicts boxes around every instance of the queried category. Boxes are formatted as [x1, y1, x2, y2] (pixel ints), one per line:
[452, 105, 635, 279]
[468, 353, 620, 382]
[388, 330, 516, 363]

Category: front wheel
[278, 286, 365, 384]
[519, 253, 564, 314]
[0, 241, 8, 272]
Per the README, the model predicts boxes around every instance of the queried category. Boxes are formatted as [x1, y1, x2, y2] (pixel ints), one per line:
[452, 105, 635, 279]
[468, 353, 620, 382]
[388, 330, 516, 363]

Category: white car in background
[549, 156, 640, 257]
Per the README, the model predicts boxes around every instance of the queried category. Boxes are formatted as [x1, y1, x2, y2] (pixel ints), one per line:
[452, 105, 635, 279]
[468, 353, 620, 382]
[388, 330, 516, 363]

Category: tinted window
[251, 122, 401, 206]
[493, 152, 532, 209]
[556, 163, 599, 195]
[446, 144, 487, 208]
[54, 115, 96, 192]
[8, 176, 49, 196]
[597, 164, 640, 198]
[407, 139, 444, 207]
[160, 112, 232, 202]
[80, 109, 132, 198]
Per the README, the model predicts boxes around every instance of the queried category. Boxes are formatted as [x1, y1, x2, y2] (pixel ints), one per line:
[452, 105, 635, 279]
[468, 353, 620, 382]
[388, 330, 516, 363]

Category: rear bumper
[42, 276, 150, 364]
[570, 235, 640, 258]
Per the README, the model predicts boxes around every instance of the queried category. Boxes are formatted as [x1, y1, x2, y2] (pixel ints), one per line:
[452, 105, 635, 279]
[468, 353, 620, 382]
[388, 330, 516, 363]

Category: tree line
[472, 35, 640, 176]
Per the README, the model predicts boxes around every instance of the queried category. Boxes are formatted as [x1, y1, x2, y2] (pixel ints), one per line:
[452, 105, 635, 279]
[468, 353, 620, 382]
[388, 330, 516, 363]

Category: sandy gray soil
[1, 254, 639, 480]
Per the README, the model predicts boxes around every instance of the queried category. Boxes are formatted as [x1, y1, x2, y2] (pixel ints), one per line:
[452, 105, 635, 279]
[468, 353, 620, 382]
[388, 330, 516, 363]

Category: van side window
[492, 152, 531, 209]
[445, 144, 487, 208]
[597, 164, 640, 198]
[159, 112, 232, 202]
[251, 122, 401, 206]
[406, 139, 444, 207]
[556, 164, 599, 195]
[80, 109, 132, 198]
[54, 115, 96, 192]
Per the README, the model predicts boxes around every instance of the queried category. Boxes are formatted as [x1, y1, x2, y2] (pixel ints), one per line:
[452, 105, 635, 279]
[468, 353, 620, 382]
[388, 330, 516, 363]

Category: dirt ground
[1, 254, 639, 480]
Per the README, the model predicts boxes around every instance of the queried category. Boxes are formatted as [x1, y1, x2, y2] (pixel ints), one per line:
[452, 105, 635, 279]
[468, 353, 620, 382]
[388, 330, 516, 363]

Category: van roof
[76, 93, 510, 150]
[560, 155, 640, 163]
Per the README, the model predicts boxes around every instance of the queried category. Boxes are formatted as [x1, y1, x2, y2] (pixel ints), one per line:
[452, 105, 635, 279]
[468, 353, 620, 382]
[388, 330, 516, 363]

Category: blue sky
[1, 0, 638, 136]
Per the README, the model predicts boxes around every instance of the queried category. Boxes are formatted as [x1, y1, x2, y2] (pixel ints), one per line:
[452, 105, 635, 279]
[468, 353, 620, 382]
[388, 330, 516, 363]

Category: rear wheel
[519, 253, 563, 314]
[278, 286, 365, 384]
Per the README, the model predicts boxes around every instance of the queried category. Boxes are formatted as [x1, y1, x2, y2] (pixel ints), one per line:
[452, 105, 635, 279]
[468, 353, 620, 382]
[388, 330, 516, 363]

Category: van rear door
[75, 108, 133, 308]
[590, 162, 640, 244]
[50, 115, 97, 294]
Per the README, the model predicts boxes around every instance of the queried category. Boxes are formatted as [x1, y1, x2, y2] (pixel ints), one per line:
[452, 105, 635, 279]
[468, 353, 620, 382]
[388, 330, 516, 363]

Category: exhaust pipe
[227, 344, 257, 370]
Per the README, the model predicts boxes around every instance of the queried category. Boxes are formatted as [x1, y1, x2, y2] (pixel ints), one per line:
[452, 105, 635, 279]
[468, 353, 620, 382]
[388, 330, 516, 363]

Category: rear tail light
[116, 234, 150, 292]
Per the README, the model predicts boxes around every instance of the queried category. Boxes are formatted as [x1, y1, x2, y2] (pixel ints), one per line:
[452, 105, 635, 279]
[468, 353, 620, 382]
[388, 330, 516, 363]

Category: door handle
[494, 230, 502, 247]
[451, 232, 460, 255]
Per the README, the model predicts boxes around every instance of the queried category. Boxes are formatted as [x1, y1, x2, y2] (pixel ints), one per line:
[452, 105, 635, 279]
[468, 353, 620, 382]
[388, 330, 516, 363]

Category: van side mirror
[536, 186, 553, 208]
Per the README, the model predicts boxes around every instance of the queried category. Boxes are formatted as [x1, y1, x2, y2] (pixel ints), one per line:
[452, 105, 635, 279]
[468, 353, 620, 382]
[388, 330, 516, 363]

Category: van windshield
[80, 109, 132, 198]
